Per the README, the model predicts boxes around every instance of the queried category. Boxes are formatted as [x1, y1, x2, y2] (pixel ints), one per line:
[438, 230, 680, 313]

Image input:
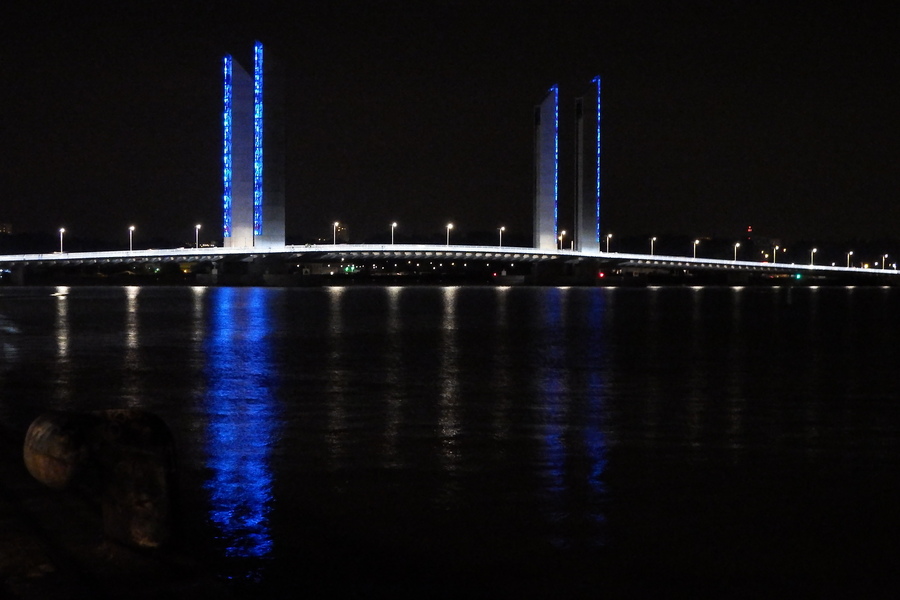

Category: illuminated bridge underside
[1, 246, 898, 278]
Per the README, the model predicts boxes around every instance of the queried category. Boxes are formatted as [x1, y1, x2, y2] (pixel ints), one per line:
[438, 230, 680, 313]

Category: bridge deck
[0, 244, 896, 277]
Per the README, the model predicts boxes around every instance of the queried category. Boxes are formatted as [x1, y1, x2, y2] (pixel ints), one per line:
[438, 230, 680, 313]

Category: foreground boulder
[23, 409, 176, 549]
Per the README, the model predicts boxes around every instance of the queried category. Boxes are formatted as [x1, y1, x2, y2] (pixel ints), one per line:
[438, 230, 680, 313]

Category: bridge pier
[530, 259, 605, 285]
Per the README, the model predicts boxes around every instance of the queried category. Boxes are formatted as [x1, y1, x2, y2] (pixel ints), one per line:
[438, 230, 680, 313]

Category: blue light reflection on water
[203, 287, 279, 572]
[536, 288, 610, 547]
[539, 287, 566, 509]
[583, 290, 609, 533]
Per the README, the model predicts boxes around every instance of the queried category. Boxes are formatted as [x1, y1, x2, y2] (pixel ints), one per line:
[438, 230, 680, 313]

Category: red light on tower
[747, 225, 753, 233]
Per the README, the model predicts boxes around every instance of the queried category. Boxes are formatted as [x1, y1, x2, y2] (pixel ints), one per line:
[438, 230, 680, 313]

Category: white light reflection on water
[203, 287, 278, 578]
[0, 303, 19, 375]
[52, 286, 71, 407]
[325, 286, 348, 470]
[687, 287, 707, 449]
[381, 286, 403, 468]
[644, 286, 661, 434]
[727, 287, 747, 452]
[490, 287, 512, 445]
[191, 286, 206, 346]
[123, 286, 141, 407]
[438, 286, 461, 501]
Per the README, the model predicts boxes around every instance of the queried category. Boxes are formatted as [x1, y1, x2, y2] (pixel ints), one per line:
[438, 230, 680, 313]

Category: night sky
[3, 1, 899, 248]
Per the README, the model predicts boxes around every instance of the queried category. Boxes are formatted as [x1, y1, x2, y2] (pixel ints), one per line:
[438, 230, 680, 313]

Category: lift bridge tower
[533, 78, 601, 253]
[222, 41, 285, 249]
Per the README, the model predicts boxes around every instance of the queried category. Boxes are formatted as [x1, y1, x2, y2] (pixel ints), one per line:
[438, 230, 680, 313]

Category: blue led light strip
[223, 56, 233, 238]
[253, 42, 264, 236]
[593, 76, 602, 245]
[551, 84, 559, 239]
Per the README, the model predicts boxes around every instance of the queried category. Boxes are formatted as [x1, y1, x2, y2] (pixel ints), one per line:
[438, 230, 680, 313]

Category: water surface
[1, 285, 899, 596]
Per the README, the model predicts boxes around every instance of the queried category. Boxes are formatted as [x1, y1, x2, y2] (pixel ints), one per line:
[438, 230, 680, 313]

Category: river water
[1, 285, 899, 596]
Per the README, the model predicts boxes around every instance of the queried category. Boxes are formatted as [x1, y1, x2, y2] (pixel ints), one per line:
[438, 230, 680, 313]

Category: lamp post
[734, 242, 740, 261]
[195, 224, 201, 248]
[333, 222, 339, 245]
[847, 251, 854, 268]
[605, 233, 612, 253]
[650, 236, 657, 255]
[446, 223, 453, 245]
[810, 248, 817, 265]
[128, 225, 135, 251]
[59, 228, 65, 253]
[558, 230, 566, 250]
[693, 239, 699, 259]
[498, 226, 505, 248]
[391, 222, 397, 245]
[884, 254, 889, 270]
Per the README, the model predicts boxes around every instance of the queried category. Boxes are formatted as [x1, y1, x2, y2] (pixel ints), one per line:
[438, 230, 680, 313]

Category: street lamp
[734, 242, 740, 261]
[772, 245, 779, 263]
[884, 254, 889, 270]
[195, 224, 201, 248]
[128, 225, 135, 251]
[391, 222, 397, 244]
[333, 222, 339, 245]
[650, 236, 657, 255]
[810, 248, 817, 265]
[59, 228, 65, 253]
[446, 223, 453, 245]
[605, 233, 612, 253]
[693, 239, 699, 259]
[499, 226, 505, 248]
[847, 250, 854, 268]
[558, 230, 566, 250]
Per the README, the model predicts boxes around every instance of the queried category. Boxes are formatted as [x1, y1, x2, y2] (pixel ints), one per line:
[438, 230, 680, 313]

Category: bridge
[4, 50, 894, 286]
[1, 244, 897, 285]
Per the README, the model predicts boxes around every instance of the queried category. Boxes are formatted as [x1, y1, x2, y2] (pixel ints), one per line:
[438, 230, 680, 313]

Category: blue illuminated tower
[575, 76, 601, 253]
[223, 41, 285, 248]
[533, 85, 559, 250]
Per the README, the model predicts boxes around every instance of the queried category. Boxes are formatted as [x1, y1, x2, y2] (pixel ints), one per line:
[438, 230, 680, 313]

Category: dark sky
[2, 1, 899, 246]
